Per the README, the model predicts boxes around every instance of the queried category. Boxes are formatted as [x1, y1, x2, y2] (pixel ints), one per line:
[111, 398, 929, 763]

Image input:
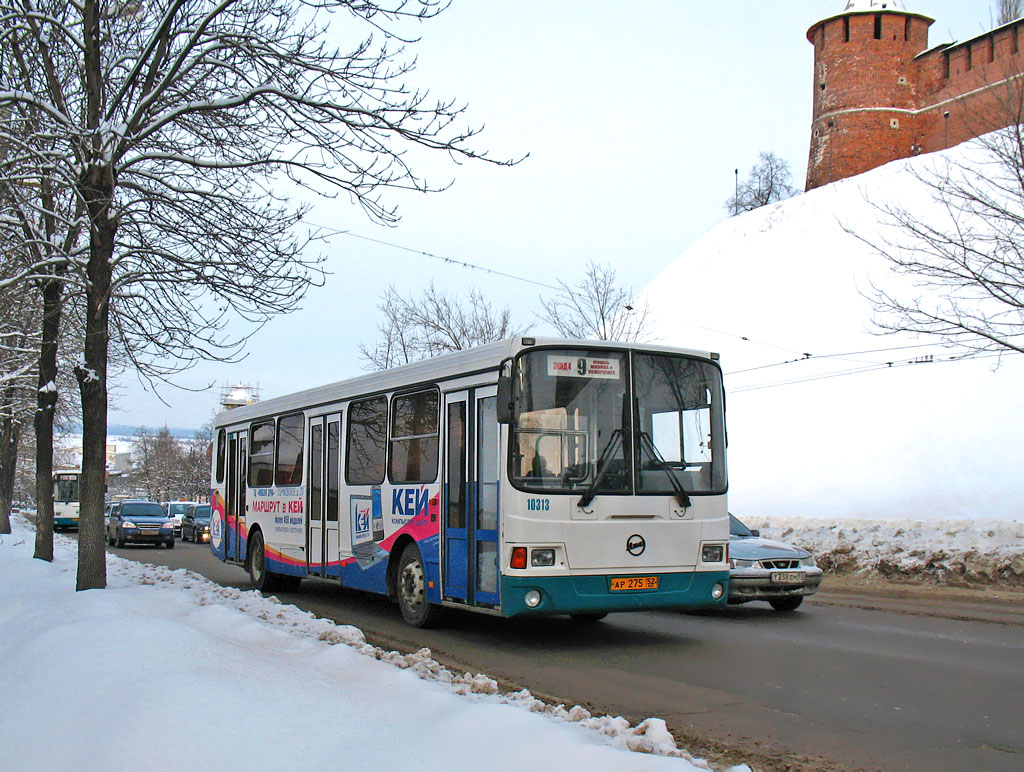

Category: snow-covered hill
[640, 139, 1024, 523]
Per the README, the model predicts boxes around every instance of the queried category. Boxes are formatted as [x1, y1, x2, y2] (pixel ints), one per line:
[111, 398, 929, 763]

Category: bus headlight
[524, 589, 542, 608]
[530, 549, 555, 567]
[711, 583, 725, 600]
[701, 545, 724, 563]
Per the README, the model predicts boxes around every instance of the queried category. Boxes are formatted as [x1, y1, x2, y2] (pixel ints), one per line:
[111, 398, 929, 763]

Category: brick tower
[805, 1, 934, 190]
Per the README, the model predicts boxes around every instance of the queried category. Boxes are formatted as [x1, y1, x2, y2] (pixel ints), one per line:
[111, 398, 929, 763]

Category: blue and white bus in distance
[210, 338, 730, 627]
[53, 469, 81, 530]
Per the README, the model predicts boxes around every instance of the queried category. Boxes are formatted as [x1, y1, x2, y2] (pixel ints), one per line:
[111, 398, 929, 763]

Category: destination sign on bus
[547, 356, 621, 379]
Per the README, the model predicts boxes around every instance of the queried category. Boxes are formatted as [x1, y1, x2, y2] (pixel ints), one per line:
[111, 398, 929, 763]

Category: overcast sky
[108, 0, 995, 431]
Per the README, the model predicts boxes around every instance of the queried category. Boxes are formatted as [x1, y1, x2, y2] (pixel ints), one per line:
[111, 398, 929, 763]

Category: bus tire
[397, 543, 443, 628]
[248, 530, 277, 592]
[569, 610, 606, 622]
[570, 612, 608, 623]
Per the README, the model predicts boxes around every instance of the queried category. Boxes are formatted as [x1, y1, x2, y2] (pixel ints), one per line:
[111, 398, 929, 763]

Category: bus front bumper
[501, 570, 730, 617]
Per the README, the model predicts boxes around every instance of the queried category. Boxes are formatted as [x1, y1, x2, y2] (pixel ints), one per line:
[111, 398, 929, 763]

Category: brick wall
[805, 11, 1024, 190]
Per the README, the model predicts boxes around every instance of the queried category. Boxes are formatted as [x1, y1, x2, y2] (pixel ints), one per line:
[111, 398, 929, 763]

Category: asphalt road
[106, 538, 1024, 772]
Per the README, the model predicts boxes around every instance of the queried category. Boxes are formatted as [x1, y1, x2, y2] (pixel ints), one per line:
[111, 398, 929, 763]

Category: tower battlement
[806, 3, 1024, 189]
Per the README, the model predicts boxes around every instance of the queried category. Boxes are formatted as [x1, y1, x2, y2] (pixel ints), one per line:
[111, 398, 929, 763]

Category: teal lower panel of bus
[500, 570, 730, 617]
[54, 517, 79, 528]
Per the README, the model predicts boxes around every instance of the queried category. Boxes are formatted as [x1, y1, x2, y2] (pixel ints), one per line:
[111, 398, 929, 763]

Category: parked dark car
[107, 500, 175, 548]
[181, 503, 212, 543]
[728, 514, 822, 611]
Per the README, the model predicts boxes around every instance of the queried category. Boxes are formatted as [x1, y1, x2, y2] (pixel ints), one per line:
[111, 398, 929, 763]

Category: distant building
[219, 384, 260, 411]
[806, 0, 1024, 189]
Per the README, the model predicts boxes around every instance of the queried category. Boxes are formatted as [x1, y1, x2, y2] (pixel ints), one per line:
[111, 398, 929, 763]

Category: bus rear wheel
[248, 531, 278, 592]
[397, 543, 443, 628]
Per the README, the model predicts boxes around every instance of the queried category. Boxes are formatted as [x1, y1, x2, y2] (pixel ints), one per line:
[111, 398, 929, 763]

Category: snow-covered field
[745, 515, 1024, 588]
[0, 515, 742, 772]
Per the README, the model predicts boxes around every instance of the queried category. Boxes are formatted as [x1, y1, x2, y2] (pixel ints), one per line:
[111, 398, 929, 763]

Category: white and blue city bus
[53, 469, 81, 530]
[210, 338, 730, 627]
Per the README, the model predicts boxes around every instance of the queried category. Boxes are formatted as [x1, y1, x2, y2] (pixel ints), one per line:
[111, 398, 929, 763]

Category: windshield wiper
[577, 429, 624, 509]
[638, 431, 692, 509]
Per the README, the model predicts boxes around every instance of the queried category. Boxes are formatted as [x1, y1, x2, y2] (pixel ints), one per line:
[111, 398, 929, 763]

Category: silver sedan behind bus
[728, 514, 822, 611]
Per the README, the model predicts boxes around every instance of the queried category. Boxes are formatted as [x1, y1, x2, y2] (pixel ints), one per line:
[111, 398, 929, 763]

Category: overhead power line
[725, 341, 973, 376]
[729, 349, 1019, 393]
[309, 222, 1024, 393]
[308, 224, 564, 292]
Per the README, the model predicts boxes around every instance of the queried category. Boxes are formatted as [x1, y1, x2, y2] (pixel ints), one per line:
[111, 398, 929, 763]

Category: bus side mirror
[497, 375, 514, 424]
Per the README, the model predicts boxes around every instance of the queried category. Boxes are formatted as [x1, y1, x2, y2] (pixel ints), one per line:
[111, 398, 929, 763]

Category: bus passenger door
[307, 414, 342, 577]
[226, 431, 247, 563]
[324, 416, 342, 576]
[307, 419, 325, 575]
[443, 387, 500, 607]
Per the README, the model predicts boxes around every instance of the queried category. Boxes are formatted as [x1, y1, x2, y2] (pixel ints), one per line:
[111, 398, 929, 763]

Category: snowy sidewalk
[0, 517, 741, 772]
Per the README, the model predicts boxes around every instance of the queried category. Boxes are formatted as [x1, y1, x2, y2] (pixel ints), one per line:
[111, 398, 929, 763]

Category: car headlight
[800, 556, 817, 567]
[161, 522, 174, 530]
[730, 559, 756, 569]
[121, 520, 137, 528]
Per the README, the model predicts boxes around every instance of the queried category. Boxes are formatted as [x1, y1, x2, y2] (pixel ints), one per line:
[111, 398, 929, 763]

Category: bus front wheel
[570, 612, 608, 623]
[397, 543, 443, 628]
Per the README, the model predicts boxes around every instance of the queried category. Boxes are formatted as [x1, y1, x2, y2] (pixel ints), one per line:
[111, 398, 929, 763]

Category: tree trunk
[75, 0, 112, 591]
[75, 177, 114, 591]
[0, 390, 20, 534]
[34, 275, 62, 562]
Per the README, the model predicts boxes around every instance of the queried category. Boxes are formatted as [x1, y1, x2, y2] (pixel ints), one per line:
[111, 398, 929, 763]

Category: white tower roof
[843, 0, 907, 11]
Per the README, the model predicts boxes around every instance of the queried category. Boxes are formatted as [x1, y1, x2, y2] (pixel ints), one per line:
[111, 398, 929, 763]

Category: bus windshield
[513, 348, 630, 494]
[54, 474, 79, 503]
[512, 348, 726, 496]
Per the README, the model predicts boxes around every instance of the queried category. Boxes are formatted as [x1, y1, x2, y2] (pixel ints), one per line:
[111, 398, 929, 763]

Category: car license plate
[771, 571, 805, 584]
[610, 576, 659, 591]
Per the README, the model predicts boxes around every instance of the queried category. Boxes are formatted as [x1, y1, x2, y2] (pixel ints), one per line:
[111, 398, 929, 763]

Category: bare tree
[0, 0, 511, 589]
[360, 283, 529, 370]
[180, 424, 213, 502]
[0, 283, 38, 534]
[855, 123, 1024, 355]
[538, 260, 652, 342]
[132, 426, 184, 502]
[725, 152, 798, 215]
[0, 115, 86, 557]
[997, 0, 1024, 25]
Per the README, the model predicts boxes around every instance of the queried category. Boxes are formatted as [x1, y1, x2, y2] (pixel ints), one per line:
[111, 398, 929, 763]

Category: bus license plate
[610, 576, 659, 591]
[771, 571, 805, 584]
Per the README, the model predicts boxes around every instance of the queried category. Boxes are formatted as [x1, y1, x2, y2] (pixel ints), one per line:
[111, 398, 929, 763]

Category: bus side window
[249, 421, 275, 487]
[275, 413, 305, 486]
[346, 396, 387, 485]
[216, 429, 226, 484]
[389, 389, 439, 484]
